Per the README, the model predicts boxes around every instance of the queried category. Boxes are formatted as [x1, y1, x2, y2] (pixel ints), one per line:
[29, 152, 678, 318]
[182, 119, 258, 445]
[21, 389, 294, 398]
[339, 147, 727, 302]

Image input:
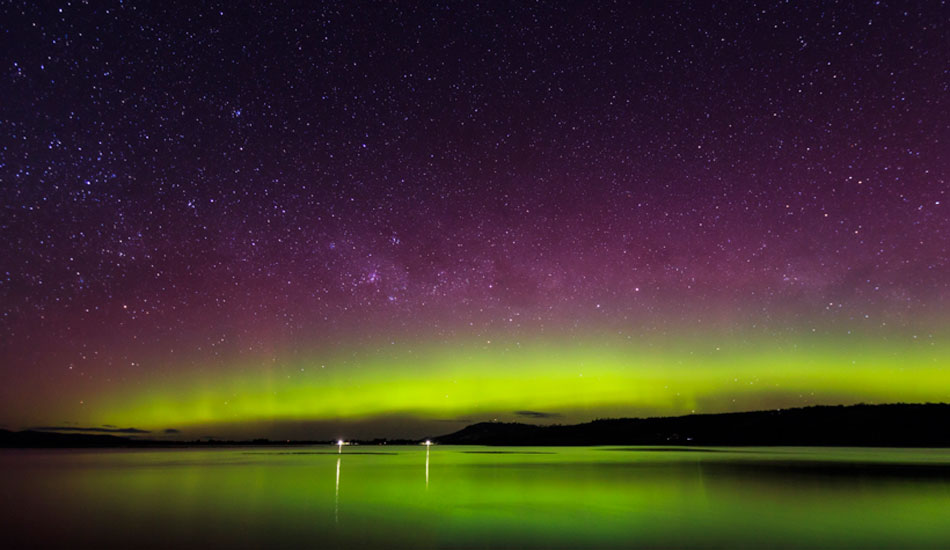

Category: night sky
[1, 2, 948, 440]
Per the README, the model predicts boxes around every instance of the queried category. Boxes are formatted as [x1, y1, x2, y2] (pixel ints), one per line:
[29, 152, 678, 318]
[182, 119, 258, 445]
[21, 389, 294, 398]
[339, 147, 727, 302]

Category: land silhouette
[2, 403, 948, 448]
[433, 403, 950, 446]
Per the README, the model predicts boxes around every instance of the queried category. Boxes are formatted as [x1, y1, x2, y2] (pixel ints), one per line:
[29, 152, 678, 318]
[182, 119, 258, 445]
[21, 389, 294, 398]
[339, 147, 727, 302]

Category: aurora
[3, 3, 950, 549]
[7, 326, 943, 440]
[0, 1, 947, 442]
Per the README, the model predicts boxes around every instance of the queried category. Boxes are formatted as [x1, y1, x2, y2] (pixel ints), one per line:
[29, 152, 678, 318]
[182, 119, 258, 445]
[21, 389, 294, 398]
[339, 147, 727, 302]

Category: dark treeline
[4, 403, 949, 448]
[433, 404, 950, 446]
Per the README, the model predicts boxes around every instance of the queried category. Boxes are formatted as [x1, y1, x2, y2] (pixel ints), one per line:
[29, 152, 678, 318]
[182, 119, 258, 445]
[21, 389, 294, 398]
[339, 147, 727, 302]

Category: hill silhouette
[4, 404, 949, 448]
[433, 403, 950, 446]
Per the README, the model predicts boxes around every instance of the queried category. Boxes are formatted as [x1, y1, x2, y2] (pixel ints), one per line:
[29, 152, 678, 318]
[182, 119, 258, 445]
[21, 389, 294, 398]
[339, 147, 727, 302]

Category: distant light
[424, 440, 432, 446]
[337, 440, 344, 446]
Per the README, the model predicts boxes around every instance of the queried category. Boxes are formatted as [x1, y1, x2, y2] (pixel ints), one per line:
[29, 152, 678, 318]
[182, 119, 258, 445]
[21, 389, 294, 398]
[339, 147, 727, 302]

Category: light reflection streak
[335, 456, 341, 524]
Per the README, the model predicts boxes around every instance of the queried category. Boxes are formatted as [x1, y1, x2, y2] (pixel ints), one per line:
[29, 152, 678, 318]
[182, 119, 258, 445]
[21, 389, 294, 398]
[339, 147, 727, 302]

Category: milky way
[1, 2, 947, 438]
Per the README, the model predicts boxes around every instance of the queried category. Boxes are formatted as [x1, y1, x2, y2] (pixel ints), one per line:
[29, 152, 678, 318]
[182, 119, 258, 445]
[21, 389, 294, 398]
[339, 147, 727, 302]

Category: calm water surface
[2, 446, 950, 548]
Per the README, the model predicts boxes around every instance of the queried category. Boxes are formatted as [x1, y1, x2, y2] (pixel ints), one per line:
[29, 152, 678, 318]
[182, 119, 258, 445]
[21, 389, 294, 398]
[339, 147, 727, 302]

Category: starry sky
[1, 1, 948, 440]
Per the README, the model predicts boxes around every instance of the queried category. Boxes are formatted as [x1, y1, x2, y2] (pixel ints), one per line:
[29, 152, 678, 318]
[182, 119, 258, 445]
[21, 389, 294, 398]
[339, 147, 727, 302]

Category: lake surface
[2, 446, 950, 548]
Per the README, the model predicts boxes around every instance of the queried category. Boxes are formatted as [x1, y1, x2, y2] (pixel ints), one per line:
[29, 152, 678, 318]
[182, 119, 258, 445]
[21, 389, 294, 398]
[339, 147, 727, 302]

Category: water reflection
[335, 455, 341, 524]
[4, 447, 950, 549]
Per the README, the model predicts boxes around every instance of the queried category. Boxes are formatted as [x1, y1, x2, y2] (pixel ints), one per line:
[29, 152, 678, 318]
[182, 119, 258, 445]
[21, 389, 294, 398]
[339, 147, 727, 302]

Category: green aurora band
[72, 329, 950, 437]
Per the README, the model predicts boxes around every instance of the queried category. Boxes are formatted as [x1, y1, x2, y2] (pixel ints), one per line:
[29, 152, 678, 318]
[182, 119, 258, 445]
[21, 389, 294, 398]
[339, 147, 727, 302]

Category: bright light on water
[3, 446, 950, 548]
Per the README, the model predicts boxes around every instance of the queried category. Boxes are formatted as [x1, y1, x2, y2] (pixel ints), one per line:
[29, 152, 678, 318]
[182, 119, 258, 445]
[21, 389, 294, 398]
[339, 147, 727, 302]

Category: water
[2, 446, 950, 548]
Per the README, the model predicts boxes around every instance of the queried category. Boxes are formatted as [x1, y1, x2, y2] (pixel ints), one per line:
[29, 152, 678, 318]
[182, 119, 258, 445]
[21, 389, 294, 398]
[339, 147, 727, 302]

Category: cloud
[514, 410, 562, 419]
[163, 428, 181, 434]
[32, 426, 151, 434]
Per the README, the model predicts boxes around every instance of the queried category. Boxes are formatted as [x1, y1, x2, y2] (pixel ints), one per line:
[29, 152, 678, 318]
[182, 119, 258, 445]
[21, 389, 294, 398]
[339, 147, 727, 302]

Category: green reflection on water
[2, 447, 950, 549]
